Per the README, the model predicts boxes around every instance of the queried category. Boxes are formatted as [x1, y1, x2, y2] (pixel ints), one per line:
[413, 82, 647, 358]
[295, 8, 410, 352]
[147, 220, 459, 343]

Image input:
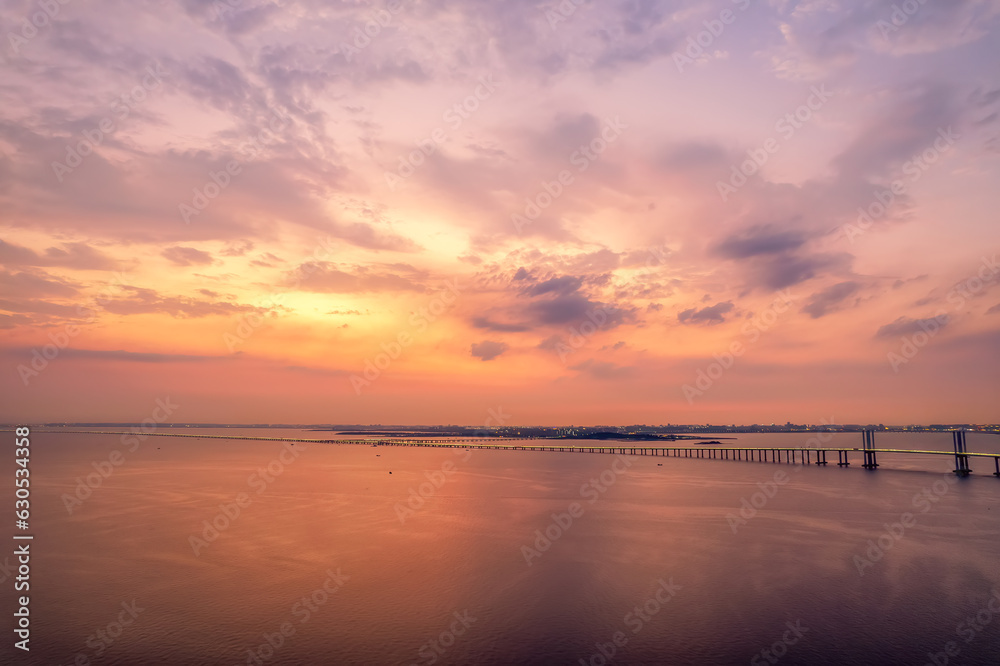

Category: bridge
[39, 429, 1000, 477]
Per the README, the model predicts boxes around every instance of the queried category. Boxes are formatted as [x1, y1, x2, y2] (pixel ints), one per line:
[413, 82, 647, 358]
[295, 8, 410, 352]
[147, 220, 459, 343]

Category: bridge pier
[837, 450, 850, 467]
[862, 430, 879, 469]
[953, 431, 971, 476]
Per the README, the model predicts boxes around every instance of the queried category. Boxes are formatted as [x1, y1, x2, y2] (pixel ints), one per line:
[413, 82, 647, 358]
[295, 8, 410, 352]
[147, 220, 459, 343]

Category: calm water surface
[5, 430, 1000, 665]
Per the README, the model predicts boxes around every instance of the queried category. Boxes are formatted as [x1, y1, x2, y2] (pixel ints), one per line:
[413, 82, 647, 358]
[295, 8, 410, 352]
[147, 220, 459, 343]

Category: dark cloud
[470, 340, 508, 361]
[756, 253, 852, 290]
[714, 227, 807, 259]
[526, 292, 593, 325]
[678, 301, 734, 326]
[875, 315, 950, 339]
[524, 275, 584, 297]
[162, 246, 215, 266]
[472, 316, 530, 333]
[802, 281, 861, 319]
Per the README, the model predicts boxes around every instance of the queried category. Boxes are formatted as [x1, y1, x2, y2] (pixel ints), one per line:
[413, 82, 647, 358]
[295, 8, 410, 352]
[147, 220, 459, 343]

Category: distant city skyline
[3, 1, 1000, 424]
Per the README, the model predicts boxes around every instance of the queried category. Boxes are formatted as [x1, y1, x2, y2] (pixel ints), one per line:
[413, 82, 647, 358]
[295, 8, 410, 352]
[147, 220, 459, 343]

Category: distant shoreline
[310, 430, 736, 442]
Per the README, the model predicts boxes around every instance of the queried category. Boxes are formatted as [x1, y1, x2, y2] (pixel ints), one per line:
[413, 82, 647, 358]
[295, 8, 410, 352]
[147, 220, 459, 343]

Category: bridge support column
[862, 430, 879, 469]
[953, 431, 971, 477]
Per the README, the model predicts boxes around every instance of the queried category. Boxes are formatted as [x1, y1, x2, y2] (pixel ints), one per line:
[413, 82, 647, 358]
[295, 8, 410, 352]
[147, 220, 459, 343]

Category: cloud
[714, 227, 807, 259]
[220, 240, 255, 257]
[99, 286, 266, 318]
[524, 275, 585, 297]
[470, 340, 509, 361]
[289, 262, 427, 293]
[678, 301, 734, 325]
[802, 281, 861, 319]
[162, 246, 215, 266]
[7, 348, 234, 363]
[568, 359, 634, 379]
[0, 271, 80, 299]
[0, 239, 117, 270]
[657, 141, 728, 171]
[832, 84, 959, 181]
[537, 335, 564, 352]
[875, 315, 950, 339]
[756, 252, 853, 290]
[472, 316, 530, 332]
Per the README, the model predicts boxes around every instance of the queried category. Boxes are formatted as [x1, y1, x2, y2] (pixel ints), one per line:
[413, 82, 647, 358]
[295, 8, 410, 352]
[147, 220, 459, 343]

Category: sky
[1, 0, 999, 425]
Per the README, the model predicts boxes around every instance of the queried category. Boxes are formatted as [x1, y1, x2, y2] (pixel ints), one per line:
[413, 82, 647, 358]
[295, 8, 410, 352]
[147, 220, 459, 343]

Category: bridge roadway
[40, 430, 1000, 477]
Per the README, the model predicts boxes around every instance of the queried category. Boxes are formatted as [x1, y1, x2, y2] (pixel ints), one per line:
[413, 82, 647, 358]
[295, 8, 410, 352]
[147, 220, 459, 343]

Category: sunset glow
[3, 0, 999, 424]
